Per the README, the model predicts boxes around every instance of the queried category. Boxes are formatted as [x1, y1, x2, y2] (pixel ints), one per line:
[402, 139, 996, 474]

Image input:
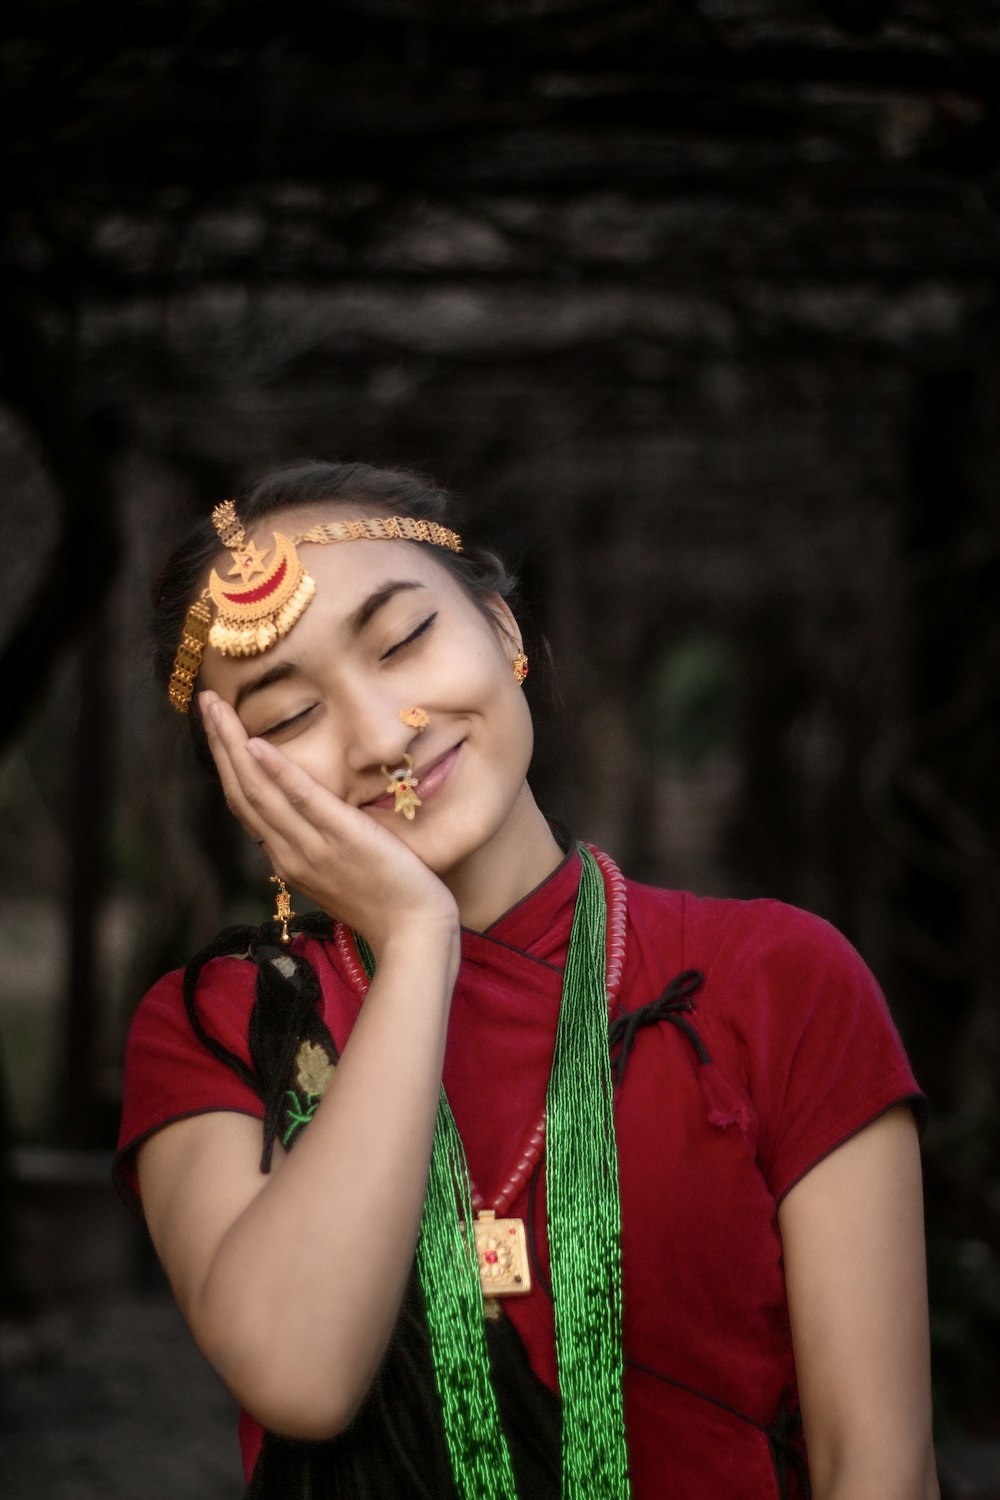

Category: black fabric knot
[608, 968, 706, 1087]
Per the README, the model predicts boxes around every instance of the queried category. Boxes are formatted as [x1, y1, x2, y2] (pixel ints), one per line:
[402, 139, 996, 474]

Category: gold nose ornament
[381, 753, 422, 820]
[398, 706, 429, 731]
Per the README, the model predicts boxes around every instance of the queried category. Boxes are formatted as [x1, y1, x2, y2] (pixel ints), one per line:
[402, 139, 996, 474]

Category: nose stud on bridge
[398, 706, 429, 731]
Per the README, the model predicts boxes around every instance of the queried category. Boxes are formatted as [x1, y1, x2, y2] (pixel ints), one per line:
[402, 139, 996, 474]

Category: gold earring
[512, 650, 528, 685]
[398, 706, 429, 731]
[380, 753, 422, 820]
[269, 875, 295, 945]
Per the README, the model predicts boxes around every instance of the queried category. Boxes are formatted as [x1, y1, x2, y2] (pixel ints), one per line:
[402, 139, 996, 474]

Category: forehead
[197, 524, 463, 690]
[294, 529, 458, 605]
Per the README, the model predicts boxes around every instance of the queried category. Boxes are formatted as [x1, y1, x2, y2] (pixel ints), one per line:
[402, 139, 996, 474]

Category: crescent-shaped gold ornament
[208, 532, 316, 657]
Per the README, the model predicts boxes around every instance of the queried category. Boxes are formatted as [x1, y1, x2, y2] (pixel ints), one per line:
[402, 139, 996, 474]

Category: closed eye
[258, 703, 317, 739]
[380, 612, 437, 661]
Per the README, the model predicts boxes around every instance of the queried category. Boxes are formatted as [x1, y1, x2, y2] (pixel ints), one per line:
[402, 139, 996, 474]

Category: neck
[443, 785, 565, 931]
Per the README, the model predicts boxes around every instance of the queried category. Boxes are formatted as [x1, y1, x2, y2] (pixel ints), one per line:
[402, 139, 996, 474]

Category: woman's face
[197, 511, 536, 880]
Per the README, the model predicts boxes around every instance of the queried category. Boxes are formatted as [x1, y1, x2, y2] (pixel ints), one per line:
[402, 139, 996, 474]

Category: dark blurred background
[1, 1, 999, 1495]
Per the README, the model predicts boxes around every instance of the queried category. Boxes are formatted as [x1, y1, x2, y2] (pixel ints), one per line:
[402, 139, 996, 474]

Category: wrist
[368, 906, 461, 978]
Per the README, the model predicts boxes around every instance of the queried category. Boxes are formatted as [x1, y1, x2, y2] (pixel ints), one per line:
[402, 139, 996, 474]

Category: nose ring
[380, 752, 422, 820]
[399, 706, 429, 731]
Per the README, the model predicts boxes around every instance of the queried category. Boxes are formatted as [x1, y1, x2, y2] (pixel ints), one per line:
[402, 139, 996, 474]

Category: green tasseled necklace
[356, 844, 630, 1499]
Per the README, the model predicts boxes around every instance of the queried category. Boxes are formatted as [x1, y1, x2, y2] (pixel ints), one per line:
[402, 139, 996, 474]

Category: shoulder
[620, 872, 923, 1198]
[126, 950, 259, 1056]
[624, 876, 869, 994]
[622, 877, 908, 1074]
[129, 929, 342, 1038]
[123, 930, 349, 1093]
[116, 931, 344, 1211]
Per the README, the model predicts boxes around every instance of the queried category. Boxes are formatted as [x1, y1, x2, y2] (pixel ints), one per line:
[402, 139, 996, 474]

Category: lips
[364, 741, 463, 811]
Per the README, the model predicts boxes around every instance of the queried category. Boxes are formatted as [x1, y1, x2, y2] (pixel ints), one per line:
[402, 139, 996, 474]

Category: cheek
[276, 725, 348, 797]
[505, 692, 535, 781]
[474, 639, 533, 765]
[476, 676, 535, 798]
[469, 628, 521, 702]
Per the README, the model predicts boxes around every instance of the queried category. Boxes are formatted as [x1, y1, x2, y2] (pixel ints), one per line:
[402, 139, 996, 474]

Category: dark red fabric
[115, 847, 924, 1498]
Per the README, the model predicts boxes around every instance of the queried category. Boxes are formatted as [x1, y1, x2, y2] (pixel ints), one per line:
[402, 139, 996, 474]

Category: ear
[484, 594, 522, 654]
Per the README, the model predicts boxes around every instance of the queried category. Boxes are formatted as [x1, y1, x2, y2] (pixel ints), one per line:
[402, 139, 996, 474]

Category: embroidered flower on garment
[294, 1040, 334, 1097]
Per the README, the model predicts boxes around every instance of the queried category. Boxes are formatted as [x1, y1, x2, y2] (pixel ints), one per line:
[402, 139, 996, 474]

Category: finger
[204, 698, 363, 861]
[199, 696, 264, 835]
[198, 698, 307, 858]
[242, 735, 362, 845]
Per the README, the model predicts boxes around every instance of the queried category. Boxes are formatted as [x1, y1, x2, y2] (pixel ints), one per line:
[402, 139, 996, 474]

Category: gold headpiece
[167, 504, 462, 714]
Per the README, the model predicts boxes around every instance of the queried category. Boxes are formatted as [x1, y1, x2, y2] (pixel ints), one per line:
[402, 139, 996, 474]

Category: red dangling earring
[512, 650, 528, 685]
[269, 875, 295, 945]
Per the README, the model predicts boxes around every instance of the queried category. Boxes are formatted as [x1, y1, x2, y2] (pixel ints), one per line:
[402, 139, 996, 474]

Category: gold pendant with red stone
[472, 1209, 532, 1319]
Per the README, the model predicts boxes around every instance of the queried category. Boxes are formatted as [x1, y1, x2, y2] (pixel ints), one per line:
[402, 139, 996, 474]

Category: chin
[404, 801, 516, 879]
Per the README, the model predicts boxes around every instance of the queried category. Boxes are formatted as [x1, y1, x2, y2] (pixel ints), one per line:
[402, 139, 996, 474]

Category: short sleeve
[113, 955, 265, 1216]
[710, 900, 926, 1204]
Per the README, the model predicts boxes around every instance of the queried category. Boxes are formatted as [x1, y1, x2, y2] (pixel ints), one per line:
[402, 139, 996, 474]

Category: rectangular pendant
[472, 1210, 533, 1304]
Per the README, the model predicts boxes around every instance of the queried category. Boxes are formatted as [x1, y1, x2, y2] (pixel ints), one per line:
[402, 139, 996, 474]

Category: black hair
[151, 458, 521, 765]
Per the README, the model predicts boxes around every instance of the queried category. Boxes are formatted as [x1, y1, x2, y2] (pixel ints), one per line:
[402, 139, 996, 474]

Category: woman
[115, 459, 938, 1499]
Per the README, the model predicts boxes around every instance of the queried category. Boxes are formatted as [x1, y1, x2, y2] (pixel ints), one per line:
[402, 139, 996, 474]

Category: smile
[365, 741, 463, 812]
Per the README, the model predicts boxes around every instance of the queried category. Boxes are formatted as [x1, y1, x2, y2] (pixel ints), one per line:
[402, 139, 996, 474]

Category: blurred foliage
[642, 635, 738, 770]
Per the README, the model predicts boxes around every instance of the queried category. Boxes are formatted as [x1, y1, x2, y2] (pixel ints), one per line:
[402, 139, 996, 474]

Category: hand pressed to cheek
[239, 735, 459, 942]
[195, 686, 455, 939]
[200, 696, 342, 863]
[199, 691, 316, 857]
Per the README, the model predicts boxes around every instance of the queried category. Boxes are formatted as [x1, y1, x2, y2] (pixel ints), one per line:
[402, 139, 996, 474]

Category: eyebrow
[231, 579, 426, 712]
[348, 579, 425, 634]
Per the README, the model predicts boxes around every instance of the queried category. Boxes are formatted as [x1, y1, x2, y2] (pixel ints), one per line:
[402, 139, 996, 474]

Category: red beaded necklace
[334, 842, 628, 1222]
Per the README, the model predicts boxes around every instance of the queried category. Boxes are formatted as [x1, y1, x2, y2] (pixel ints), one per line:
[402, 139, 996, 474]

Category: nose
[341, 686, 417, 777]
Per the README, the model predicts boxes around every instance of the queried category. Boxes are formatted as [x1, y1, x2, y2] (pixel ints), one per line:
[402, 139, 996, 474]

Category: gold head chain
[168, 502, 462, 714]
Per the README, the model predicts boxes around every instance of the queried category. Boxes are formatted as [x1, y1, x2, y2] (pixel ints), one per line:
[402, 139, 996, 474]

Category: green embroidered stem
[355, 844, 630, 1500]
[547, 847, 629, 1498]
[282, 1089, 320, 1146]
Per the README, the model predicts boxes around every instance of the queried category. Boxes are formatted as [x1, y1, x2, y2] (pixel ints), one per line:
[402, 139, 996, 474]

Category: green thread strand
[356, 935, 519, 1499]
[416, 1099, 520, 1497]
[547, 847, 630, 1497]
[354, 845, 630, 1500]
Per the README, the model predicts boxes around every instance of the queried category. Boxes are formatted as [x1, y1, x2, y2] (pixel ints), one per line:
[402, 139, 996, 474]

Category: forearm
[782, 1109, 938, 1500]
[810, 1446, 940, 1500]
[191, 918, 460, 1434]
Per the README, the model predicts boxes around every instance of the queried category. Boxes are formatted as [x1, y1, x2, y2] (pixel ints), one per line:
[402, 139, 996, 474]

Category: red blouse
[115, 844, 924, 1498]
